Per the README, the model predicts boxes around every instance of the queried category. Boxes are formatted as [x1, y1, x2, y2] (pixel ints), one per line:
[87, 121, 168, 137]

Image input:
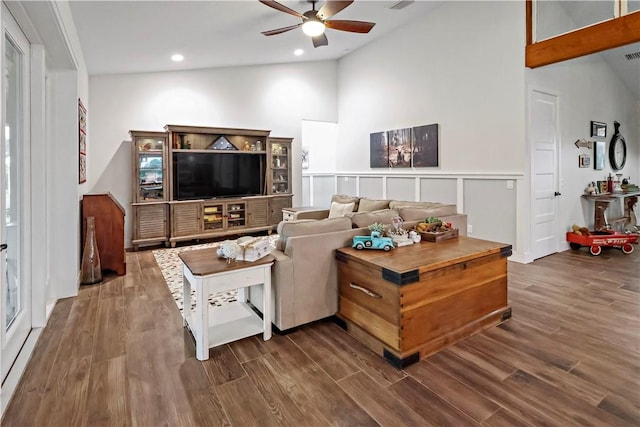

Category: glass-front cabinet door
[131, 131, 168, 202]
[268, 137, 292, 195]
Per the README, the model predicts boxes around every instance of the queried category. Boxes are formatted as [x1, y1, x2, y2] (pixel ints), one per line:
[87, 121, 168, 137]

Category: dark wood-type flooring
[3, 245, 639, 426]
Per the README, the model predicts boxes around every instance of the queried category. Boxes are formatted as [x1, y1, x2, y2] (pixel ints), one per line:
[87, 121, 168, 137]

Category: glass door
[1, 6, 31, 382]
[269, 139, 291, 194]
[137, 143, 164, 201]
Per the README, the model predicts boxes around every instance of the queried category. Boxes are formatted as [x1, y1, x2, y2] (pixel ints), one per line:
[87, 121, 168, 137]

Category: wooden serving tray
[420, 229, 459, 242]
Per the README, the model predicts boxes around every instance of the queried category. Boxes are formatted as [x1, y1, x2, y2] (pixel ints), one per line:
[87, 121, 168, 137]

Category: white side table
[179, 248, 274, 361]
[282, 206, 328, 221]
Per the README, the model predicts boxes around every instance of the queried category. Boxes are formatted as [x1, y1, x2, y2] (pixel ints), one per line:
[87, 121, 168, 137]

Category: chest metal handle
[349, 283, 382, 299]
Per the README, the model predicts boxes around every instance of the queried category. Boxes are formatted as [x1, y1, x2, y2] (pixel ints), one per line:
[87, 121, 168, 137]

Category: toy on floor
[566, 224, 637, 256]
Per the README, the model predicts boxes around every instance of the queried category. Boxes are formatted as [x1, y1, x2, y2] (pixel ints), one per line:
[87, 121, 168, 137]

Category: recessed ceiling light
[171, 54, 184, 62]
[294, 49, 304, 56]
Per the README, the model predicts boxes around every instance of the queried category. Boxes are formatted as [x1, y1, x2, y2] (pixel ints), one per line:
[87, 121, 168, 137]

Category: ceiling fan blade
[259, 0, 303, 18]
[317, 1, 353, 20]
[262, 23, 302, 36]
[312, 33, 329, 48]
[325, 19, 375, 33]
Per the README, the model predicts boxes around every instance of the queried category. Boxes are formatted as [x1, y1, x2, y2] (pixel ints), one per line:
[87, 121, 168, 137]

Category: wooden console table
[583, 191, 639, 230]
[335, 236, 512, 368]
[82, 193, 126, 275]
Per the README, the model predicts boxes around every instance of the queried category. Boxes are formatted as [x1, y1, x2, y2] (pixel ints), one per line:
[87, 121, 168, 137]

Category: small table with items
[282, 206, 328, 221]
[179, 248, 274, 361]
[583, 190, 639, 231]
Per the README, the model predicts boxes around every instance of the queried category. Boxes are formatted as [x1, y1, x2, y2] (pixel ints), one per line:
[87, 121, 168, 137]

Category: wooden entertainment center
[130, 125, 293, 250]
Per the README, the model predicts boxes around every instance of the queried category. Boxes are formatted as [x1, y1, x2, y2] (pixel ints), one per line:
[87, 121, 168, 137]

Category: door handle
[0, 243, 7, 252]
[554, 192, 561, 196]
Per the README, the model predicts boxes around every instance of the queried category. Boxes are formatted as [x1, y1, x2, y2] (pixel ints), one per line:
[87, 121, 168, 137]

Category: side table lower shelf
[184, 301, 265, 351]
[179, 249, 274, 361]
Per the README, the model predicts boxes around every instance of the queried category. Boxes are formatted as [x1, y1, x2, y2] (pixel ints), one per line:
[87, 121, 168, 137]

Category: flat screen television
[173, 152, 264, 200]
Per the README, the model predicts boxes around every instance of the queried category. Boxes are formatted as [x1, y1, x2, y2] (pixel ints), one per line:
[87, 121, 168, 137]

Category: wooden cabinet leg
[171, 241, 177, 248]
[594, 200, 611, 230]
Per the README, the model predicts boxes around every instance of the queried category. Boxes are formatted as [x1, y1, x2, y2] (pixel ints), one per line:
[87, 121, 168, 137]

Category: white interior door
[531, 89, 560, 260]
[1, 5, 31, 382]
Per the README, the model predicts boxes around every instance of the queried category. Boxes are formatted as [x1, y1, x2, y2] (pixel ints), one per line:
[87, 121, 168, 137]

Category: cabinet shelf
[173, 148, 266, 155]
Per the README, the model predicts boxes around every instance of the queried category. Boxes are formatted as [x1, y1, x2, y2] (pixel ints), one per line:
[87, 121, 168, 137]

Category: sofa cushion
[331, 194, 360, 211]
[328, 201, 356, 218]
[389, 200, 449, 210]
[351, 209, 400, 229]
[276, 217, 353, 251]
[398, 205, 458, 222]
[357, 198, 390, 212]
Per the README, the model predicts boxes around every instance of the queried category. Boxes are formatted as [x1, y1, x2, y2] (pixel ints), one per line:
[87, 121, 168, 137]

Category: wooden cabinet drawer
[247, 198, 269, 227]
[337, 261, 399, 325]
[172, 203, 201, 237]
[402, 252, 507, 310]
[135, 204, 167, 240]
[339, 297, 401, 351]
[403, 274, 507, 351]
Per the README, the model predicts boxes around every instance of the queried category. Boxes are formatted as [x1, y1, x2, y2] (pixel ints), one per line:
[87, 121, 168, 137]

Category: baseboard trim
[1, 327, 43, 416]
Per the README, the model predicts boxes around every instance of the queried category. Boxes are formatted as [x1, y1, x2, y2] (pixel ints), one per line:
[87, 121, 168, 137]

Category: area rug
[152, 235, 278, 312]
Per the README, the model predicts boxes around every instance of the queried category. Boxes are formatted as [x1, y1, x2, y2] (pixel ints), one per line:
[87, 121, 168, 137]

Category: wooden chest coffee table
[335, 236, 512, 368]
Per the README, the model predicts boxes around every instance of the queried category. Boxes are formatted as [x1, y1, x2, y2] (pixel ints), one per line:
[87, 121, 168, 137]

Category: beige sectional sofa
[249, 195, 468, 332]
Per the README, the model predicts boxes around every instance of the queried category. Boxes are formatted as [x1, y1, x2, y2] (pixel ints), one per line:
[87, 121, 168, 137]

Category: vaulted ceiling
[68, 1, 442, 75]
[67, 1, 638, 97]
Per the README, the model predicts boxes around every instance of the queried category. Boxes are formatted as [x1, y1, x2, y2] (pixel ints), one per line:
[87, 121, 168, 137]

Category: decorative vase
[80, 216, 102, 285]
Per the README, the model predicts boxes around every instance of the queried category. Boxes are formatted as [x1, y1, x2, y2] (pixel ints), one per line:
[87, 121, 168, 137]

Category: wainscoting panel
[302, 176, 311, 206]
[301, 172, 522, 258]
[464, 179, 517, 246]
[336, 176, 358, 198]
[387, 177, 415, 201]
[311, 175, 336, 208]
[420, 178, 457, 205]
[359, 177, 384, 199]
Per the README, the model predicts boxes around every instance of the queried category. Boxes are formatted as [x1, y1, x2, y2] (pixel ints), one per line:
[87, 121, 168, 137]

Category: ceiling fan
[259, 0, 376, 48]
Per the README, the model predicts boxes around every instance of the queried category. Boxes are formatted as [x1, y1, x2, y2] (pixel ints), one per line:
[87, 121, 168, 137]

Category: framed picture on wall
[594, 140, 605, 170]
[388, 128, 412, 168]
[412, 123, 439, 167]
[79, 98, 87, 183]
[369, 131, 389, 168]
[591, 121, 606, 138]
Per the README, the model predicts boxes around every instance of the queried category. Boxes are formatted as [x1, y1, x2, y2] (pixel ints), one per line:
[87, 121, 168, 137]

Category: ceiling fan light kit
[260, 0, 375, 48]
[302, 16, 325, 37]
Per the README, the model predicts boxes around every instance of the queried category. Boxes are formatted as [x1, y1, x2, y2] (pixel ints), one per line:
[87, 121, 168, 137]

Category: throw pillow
[331, 194, 360, 211]
[328, 201, 355, 219]
[357, 198, 390, 212]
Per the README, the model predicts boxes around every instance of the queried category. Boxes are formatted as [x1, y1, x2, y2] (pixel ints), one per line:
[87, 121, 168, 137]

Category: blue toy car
[352, 231, 394, 251]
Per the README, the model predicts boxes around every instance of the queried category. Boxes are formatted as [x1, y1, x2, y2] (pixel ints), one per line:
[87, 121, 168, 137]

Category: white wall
[328, 1, 525, 250]
[526, 0, 639, 235]
[527, 55, 640, 232]
[337, 1, 526, 174]
[301, 119, 337, 173]
[88, 61, 338, 246]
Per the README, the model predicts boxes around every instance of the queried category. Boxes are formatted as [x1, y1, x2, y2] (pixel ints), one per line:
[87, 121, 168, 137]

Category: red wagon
[566, 230, 638, 256]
